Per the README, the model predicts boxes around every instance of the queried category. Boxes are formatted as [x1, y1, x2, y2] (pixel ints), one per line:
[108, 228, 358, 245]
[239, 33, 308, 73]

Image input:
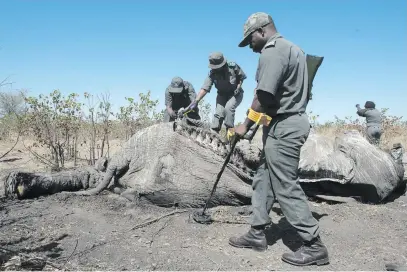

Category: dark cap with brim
[208, 52, 227, 69]
[238, 36, 251, 48]
[168, 76, 184, 93]
[238, 12, 273, 47]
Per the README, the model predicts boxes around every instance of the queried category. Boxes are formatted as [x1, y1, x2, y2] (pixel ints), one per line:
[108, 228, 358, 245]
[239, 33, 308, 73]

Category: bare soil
[1, 137, 407, 271]
[1, 192, 407, 271]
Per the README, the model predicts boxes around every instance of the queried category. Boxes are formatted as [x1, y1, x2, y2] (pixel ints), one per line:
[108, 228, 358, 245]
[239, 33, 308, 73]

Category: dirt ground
[1, 137, 407, 271]
[1, 192, 407, 271]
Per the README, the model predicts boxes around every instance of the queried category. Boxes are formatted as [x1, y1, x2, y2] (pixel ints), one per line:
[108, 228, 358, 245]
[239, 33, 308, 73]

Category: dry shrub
[310, 108, 407, 151]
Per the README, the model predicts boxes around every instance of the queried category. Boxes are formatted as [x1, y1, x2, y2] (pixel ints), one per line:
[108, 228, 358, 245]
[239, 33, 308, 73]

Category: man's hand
[234, 88, 240, 96]
[168, 108, 177, 118]
[356, 104, 360, 108]
[185, 100, 198, 112]
[178, 101, 197, 118]
[234, 123, 249, 138]
[177, 109, 185, 118]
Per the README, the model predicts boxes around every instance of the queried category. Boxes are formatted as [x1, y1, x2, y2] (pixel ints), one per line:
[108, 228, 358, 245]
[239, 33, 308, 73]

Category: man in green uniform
[228, 12, 329, 267]
[183, 52, 246, 137]
[356, 101, 382, 146]
[164, 76, 201, 122]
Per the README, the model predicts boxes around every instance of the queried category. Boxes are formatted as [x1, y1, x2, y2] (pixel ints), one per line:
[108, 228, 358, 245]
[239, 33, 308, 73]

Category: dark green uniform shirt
[201, 62, 247, 95]
[255, 33, 308, 117]
[357, 108, 382, 127]
[165, 81, 197, 110]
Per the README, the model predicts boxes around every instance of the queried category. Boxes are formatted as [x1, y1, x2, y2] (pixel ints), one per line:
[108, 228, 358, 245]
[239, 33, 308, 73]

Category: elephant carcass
[3, 123, 405, 205]
[4, 122, 258, 208]
[298, 129, 405, 202]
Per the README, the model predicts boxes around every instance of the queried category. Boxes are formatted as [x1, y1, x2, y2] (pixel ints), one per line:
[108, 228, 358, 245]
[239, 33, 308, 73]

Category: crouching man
[164, 76, 201, 122]
[183, 52, 246, 136]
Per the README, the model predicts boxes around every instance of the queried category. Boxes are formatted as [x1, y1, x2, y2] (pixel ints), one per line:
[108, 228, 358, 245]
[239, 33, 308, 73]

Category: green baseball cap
[168, 76, 184, 94]
[239, 12, 273, 47]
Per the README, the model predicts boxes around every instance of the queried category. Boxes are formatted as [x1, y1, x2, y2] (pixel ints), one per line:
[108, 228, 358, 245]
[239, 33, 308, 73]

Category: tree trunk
[74, 134, 78, 167]
[100, 135, 105, 157]
[106, 134, 110, 158]
[52, 146, 59, 170]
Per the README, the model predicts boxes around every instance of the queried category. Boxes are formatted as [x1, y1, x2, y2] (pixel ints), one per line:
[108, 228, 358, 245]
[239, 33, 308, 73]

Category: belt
[253, 112, 303, 128]
[269, 112, 304, 120]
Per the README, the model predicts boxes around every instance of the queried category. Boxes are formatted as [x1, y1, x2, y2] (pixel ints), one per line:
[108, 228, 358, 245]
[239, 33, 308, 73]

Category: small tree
[136, 90, 160, 125]
[116, 97, 138, 140]
[0, 90, 27, 139]
[97, 92, 114, 158]
[23, 90, 82, 170]
[83, 92, 100, 165]
[116, 90, 161, 140]
[378, 108, 406, 149]
[198, 98, 212, 124]
[0, 90, 26, 117]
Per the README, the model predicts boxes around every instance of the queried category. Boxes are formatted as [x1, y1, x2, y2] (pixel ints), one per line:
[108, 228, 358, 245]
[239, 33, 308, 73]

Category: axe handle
[201, 117, 263, 214]
[248, 123, 260, 141]
[201, 135, 238, 214]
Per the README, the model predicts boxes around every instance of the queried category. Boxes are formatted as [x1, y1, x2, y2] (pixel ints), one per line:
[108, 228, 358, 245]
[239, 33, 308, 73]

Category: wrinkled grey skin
[298, 129, 405, 202]
[4, 121, 260, 208]
[3, 123, 406, 206]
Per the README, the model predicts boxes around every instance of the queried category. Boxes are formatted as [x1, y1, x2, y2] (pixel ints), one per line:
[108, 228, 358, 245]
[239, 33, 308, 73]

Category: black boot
[385, 263, 407, 271]
[281, 236, 329, 266]
[228, 227, 267, 252]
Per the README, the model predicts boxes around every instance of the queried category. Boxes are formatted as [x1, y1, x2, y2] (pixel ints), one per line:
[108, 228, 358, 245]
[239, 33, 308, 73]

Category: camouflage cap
[168, 76, 184, 94]
[208, 52, 227, 69]
[238, 12, 273, 47]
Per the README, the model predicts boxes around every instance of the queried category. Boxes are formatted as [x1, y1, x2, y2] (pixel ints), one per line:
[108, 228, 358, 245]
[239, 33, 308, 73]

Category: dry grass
[309, 109, 407, 151]
[1, 108, 406, 172]
[314, 124, 407, 151]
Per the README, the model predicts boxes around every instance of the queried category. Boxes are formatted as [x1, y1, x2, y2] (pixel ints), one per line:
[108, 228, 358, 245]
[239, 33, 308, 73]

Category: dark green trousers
[249, 113, 320, 242]
[366, 125, 382, 146]
[211, 91, 243, 130]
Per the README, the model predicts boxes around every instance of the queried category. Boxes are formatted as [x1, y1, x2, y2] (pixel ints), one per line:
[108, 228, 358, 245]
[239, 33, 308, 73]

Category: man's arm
[195, 74, 213, 102]
[241, 91, 265, 129]
[236, 64, 247, 89]
[234, 81, 243, 95]
[186, 82, 197, 102]
[165, 89, 173, 113]
[230, 64, 246, 96]
[356, 107, 367, 117]
[195, 88, 208, 102]
[240, 51, 286, 130]
[355, 104, 367, 116]
[256, 51, 285, 97]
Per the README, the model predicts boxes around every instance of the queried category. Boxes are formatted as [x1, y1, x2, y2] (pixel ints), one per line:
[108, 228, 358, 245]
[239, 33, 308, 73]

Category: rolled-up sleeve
[201, 74, 214, 93]
[255, 50, 286, 96]
[165, 88, 172, 107]
[186, 82, 197, 101]
[236, 64, 247, 82]
[356, 108, 367, 117]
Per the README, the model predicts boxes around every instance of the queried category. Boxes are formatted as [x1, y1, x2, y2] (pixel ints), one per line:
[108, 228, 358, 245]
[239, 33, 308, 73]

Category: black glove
[184, 100, 198, 114]
[169, 109, 176, 118]
[356, 104, 360, 108]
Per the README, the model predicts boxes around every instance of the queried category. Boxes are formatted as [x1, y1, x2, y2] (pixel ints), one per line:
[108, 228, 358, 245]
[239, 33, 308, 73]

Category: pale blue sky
[0, 0, 406, 123]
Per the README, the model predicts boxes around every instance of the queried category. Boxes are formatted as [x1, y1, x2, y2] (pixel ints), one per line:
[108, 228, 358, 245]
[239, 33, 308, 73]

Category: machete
[306, 54, 324, 101]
